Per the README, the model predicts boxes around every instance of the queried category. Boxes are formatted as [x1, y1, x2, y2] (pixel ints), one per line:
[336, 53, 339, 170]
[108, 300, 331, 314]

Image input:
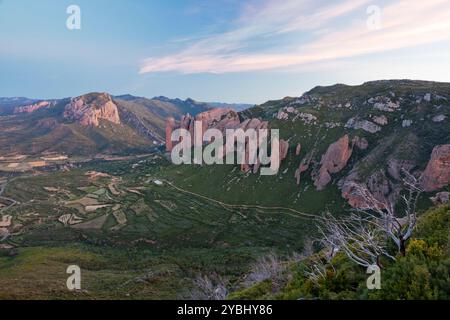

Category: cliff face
[165, 117, 176, 152]
[421, 145, 450, 192]
[222, 80, 450, 209]
[63, 93, 121, 127]
[14, 101, 54, 114]
[314, 135, 353, 191]
[169, 108, 283, 173]
[178, 108, 241, 135]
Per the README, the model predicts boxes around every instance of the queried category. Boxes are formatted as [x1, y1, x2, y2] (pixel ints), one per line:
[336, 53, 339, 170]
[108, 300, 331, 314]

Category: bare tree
[318, 212, 396, 268]
[243, 252, 286, 288]
[189, 274, 228, 300]
[348, 170, 422, 256]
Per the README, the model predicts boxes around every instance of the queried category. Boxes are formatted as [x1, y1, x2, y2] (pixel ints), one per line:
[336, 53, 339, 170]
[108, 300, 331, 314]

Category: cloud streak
[140, 0, 450, 74]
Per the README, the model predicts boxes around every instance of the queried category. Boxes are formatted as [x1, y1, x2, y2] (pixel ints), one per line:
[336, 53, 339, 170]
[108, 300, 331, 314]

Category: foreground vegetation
[228, 204, 450, 300]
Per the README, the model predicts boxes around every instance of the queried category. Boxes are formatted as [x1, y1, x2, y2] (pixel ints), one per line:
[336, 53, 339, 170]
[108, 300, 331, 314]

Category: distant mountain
[0, 92, 214, 156]
[0, 97, 40, 115]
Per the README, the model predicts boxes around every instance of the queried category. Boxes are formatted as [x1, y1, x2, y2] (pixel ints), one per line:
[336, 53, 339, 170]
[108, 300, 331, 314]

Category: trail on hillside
[164, 180, 325, 222]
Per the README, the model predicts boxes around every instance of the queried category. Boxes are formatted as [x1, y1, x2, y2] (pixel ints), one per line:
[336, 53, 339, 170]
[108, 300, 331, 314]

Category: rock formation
[295, 144, 302, 156]
[295, 161, 309, 185]
[165, 117, 176, 152]
[372, 115, 388, 126]
[314, 135, 353, 190]
[432, 115, 446, 123]
[345, 118, 381, 134]
[279, 140, 289, 162]
[14, 101, 53, 114]
[196, 108, 240, 132]
[63, 93, 120, 127]
[421, 145, 450, 192]
[340, 170, 396, 209]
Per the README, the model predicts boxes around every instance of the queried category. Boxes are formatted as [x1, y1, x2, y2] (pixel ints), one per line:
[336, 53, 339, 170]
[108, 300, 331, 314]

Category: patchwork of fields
[0, 154, 320, 299]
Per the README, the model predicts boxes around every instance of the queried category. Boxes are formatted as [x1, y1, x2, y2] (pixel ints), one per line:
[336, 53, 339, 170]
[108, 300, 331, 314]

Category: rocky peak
[314, 135, 353, 190]
[195, 108, 240, 131]
[63, 93, 121, 127]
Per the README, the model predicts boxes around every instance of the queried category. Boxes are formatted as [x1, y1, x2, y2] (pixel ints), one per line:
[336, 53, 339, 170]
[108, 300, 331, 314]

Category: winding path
[164, 180, 325, 222]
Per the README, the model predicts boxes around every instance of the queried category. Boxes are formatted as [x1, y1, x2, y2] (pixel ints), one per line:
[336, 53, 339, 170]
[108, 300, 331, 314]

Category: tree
[319, 212, 395, 268]
[319, 170, 423, 269]
[348, 170, 422, 256]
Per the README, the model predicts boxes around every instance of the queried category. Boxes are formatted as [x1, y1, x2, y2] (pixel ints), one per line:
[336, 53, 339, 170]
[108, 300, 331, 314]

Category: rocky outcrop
[196, 108, 240, 132]
[295, 161, 309, 185]
[177, 109, 241, 141]
[432, 115, 446, 123]
[14, 101, 54, 114]
[402, 120, 413, 128]
[295, 144, 302, 156]
[170, 108, 278, 174]
[345, 118, 381, 134]
[373, 115, 388, 126]
[165, 117, 176, 152]
[370, 96, 400, 112]
[340, 170, 396, 209]
[314, 135, 353, 190]
[421, 145, 450, 192]
[63, 93, 120, 127]
[279, 140, 289, 162]
[241, 119, 270, 173]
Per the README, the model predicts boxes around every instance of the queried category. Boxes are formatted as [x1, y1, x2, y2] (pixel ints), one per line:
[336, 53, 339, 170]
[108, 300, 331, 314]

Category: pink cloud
[140, 0, 450, 74]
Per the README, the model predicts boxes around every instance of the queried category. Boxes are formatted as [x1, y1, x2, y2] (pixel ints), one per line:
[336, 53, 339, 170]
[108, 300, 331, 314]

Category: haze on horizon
[1, 0, 450, 104]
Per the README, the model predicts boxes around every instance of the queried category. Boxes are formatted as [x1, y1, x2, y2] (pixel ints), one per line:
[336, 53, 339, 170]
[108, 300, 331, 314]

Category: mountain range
[163, 79, 450, 211]
[1, 80, 449, 207]
[0, 93, 226, 155]
[0, 79, 449, 300]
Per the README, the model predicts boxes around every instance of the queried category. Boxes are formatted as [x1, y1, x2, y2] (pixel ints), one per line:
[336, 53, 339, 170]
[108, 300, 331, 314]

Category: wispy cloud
[140, 0, 450, 74]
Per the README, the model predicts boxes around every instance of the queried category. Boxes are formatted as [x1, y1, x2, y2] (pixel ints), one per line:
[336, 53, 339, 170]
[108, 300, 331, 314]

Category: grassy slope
[0, 157, 317, 299]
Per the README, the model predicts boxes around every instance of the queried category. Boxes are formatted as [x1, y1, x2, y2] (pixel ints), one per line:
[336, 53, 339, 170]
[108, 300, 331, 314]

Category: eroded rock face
[432, 115, 446, 123]
[196, 108, 240, 132]
[165, 117, 176, 152]
[314, 135, 353, 190]
[421, 145, 450, 192]
[14, 101, 53, 114]
[340, 170, 396, 209]
[295, 162, 309, 185]
[373, 115, 388, 126]
[295, 144, 302, 156]
[345, 118, 381, 134]
[178, 109, 241, 139]
[64, 93, 120, 127]
[279, 140, 289, 162]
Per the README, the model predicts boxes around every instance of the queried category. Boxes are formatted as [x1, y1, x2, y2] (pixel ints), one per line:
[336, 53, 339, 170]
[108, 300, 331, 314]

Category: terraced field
[0, 155, 320, 299]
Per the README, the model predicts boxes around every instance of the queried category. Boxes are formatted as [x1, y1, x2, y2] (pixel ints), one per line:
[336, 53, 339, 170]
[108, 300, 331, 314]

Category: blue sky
[1, 0, 450, 104]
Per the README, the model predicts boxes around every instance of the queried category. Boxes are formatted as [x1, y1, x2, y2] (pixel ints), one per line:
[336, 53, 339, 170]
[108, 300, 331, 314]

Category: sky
[1, 0, 450, 104]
